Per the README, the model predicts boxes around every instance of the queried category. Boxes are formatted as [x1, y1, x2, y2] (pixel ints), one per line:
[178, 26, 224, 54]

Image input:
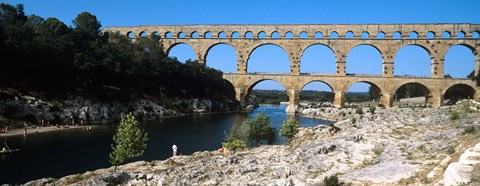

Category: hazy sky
[4, 0, 479, 91]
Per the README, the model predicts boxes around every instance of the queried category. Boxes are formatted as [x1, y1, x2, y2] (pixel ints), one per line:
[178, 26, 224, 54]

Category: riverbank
[20, 99, 480, 185]
[0, 125, 91, 137]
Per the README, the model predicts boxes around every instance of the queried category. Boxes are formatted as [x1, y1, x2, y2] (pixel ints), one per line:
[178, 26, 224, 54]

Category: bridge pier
[334, 91, 345, 108]
[427, 93, 443, 107]
[235, 87, 247, 107]
[381, 92, 395, 108]
[286, 89, 300, 115]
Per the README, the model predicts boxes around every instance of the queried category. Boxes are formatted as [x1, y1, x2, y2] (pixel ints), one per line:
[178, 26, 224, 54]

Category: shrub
[449, 111, 460, 120]
[463, 126, 477, 135]
[351, 117, 357, 124]
[323, 174, 340, 186]
[369, 106, 376, 114]
[355, 108, 364, 115]
[279, 117, 300, 143]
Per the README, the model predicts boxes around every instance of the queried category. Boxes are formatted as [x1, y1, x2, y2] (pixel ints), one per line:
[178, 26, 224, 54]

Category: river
[0, 105, 331, 185]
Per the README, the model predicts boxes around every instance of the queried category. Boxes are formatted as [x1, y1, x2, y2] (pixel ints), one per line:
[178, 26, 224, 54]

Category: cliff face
[20, 100, 480, 186]
[5, 93, 235, 125]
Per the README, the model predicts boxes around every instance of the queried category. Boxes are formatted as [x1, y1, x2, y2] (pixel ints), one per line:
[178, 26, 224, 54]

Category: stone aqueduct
[104, 24, 480, 114]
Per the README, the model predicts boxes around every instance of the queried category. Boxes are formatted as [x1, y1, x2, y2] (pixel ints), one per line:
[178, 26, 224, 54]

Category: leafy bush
[279, 117, 299, 143]
[369, 106, 376, 114]
[463, 126, 477, 135]
[355, 108, 364, 115]
[449, 111, 460, 120]
[324, 174, 340, 186]
[247, 111, 277, 146]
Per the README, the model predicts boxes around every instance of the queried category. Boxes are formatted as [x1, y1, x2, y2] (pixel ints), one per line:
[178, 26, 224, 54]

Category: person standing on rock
[172, 144, 177, 157]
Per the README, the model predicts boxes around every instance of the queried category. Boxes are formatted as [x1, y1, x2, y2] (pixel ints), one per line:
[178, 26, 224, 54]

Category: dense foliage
[0, 3, 236, 107]
[222, 111, 276, 149]
[279, 117, 299, 143]
[110, 113, 148, 171]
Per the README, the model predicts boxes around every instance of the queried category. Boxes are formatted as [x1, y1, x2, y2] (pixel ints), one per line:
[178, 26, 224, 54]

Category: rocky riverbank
[0, 91, 237, 128]
[21, 100, 480, 185]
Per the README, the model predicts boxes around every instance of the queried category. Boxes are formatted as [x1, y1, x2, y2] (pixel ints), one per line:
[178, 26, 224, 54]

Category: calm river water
[0, 105, 330, 185]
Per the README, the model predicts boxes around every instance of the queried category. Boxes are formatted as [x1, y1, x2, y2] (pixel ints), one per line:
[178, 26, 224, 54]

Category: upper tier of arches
[106, 24, 480, 39]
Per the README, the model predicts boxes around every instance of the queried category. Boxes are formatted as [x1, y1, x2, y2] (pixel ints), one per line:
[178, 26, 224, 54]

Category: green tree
[247, 111, 276, 146]
[279, 117, 299, 143]
[222, 124, 247, 154]
[109, 113, 148, 172]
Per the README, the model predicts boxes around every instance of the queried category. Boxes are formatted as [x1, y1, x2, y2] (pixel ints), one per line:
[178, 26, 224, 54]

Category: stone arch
[245, 31, 254, 38]
[204, 43, 238, 73]
[345, 31, 354, 38]
[246, 43, 290, 73]
[285, 31, 294, 38]
[300, 80, 335, 92]
[394, 44, 432, 77]
[220, 78, 237, 102]
[127, 31, 135, 39]
[393, 31, 402, 39]
[409, 31, 418, 39]
[345, 81, 383, 104]
[330, 31, 339, 38]
[218, 31, 227, 38]
[165, 32, 173, 38]
[314, 31, 323, 38]
[426, 31, 435, 39]
[178, 32, 186, 38]
[444, 44, 476, 78]
[300, 43, 337, 74]
[299, 31, 308, 38]
[394, 82, 431, 106]
[271, 31, 280, 38]
[361, 31, 370, 39]
[191, 31, 199, 38]
[376, 31, 385, 39]
[151, 31, 160, 38]
[443, 83, 476, 103]
[258, 31, 267, 39]
[299, 80, 335, 104]
[346, 44, 383, 75]
[204, 31, 212, 38]
[244, 79, 289, 103]
[442, 31, 451, 38]
[139, 31, 148, 37]
[166, 42, 197, 62]
[231, 31, 240, 38]
[457, 31, 466, 38]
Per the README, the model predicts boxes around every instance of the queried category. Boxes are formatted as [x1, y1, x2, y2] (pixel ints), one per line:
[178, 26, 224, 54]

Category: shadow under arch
[246, 43, 290, 74]
[345, 81, 382, 106]
[394, 82, 431, 107]
[443, 84, 476, 105]
[204, 43, 238, 73]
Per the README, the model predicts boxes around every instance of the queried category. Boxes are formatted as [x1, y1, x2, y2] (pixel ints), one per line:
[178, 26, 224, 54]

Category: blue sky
[4, 0, 479, 91]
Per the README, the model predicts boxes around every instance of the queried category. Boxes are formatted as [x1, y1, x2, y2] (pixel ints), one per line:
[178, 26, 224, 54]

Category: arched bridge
[104, 24, 480, 113]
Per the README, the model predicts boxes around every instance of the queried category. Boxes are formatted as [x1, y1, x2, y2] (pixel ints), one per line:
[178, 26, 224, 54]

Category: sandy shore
[0, 125, 92, 137]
